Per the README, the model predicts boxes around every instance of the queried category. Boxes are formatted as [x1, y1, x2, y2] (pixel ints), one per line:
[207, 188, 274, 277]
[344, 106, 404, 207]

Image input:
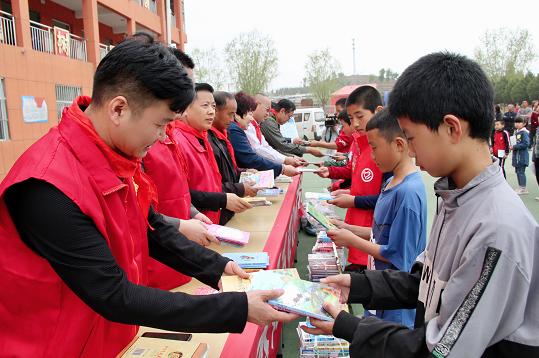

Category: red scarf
[174, 120, 222, 184]
[250, 120, 263, 144]
[66, 96, 158, 219]
[209, 126, 237, 169]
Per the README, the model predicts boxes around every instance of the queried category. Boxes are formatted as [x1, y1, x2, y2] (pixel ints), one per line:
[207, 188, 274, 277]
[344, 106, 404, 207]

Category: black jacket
[334, 264, 539, 357]
[207, 130, 245, 225]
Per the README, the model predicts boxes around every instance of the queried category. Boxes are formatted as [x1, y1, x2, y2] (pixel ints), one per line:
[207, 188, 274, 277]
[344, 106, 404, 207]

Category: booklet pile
[222, 252, 269, 270]
[308, 231, 345, 282]
[297, 321, 350, 357]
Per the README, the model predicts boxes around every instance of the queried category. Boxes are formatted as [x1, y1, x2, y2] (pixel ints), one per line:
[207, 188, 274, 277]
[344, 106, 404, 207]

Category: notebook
[306, 203, 337, 230]
[249, 270, 341, 321]
[222, 252, 270, 269]
[206, 224, 249, 246]
[239, 170, 275, 188]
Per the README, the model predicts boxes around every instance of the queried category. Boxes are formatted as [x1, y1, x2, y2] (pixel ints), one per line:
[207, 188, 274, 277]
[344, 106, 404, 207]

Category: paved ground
[280, 154, 539, 357]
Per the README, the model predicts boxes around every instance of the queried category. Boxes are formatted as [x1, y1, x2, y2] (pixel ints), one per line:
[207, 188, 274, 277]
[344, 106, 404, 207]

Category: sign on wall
[22, 96, 48, 123]
[54, 26, 70, 57]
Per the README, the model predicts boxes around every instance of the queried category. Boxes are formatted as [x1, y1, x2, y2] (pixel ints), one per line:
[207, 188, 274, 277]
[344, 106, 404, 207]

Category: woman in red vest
[173, 83, 252, 224]
[0, 39, 297, 357]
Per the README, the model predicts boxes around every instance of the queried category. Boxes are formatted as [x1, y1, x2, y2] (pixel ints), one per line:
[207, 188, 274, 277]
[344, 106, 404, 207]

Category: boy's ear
[442, 114, 464, 143]
[394, 136, 408, 153]
[374, 105, 384, 113]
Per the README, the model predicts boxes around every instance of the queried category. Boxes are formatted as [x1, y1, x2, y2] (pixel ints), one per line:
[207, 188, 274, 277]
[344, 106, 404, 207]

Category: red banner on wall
[54, 26, 70, 57]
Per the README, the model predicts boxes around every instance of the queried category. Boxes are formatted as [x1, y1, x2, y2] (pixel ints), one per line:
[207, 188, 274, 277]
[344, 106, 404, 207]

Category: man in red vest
[174, 83, 252, 224]
[0, 38, 297, 357]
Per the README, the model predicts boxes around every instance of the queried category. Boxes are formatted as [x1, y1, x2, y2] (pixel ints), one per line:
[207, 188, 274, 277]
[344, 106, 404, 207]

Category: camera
[324, 114, 338, 127]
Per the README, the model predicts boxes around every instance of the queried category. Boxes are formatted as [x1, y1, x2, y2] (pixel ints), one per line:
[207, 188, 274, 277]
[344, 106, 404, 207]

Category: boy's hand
[300, 302, 342, 336]
[306, 148, 324, 157]
[329, 218, 347, 229]
[243, 182, 259, 197]
[327, 228, 357, 247]
[330, 189, 350, 196]
[327, 194, 355, 208]
[316, 166, 330, 178]
[321, 274, 351, 303]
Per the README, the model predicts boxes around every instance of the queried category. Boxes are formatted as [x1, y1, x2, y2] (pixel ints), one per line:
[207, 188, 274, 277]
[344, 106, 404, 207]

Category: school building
[0, 0, 187, 180]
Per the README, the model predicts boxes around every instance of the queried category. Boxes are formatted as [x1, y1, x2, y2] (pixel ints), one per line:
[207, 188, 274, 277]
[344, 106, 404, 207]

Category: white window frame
[55, 84, 81, 121]
[0, 77, 9, 141]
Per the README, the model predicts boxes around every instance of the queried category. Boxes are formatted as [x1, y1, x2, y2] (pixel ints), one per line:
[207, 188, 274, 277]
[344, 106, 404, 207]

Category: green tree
[378, 68, 386, 82]
[493, 76, 508, 104]
[527, 74, 539, 100]
[474, 27, 536, 81]
[191, 48, 227, 90]
[304, 49, 342, 107]
[510, 76, 529, 103]
[224, 31, 278, 94]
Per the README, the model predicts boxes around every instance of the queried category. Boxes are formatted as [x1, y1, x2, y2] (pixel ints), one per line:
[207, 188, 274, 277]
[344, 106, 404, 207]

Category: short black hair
[494, 118, 504, 124]
[337, 110, 351, 125]
[169, 47, 195, 70]
[389, 52, 494, 141]
[92, 38, 194, 114]
[335, 98, 347, 108]
[235, 92, 257, 118]
[366, 108, 404, 142]
[195, 82, 214, 94]
[132, 31, 155, 44]
[214, 91, 235, 109]
[514, 117, 525, 124]
[274, 99, 296, 113]
[346, 86, 382, 113]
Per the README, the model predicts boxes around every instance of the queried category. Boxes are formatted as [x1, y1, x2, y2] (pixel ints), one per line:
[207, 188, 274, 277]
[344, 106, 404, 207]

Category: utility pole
[352, 38, 356, 75]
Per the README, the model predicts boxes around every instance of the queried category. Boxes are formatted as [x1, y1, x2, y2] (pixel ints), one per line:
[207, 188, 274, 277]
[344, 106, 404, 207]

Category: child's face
[494, 121, 504, 131]
[367, 129, 401, 172]
[397, 117, 450, 177]
[515, 122, 525, 130]
[347, 104, 375, 134]
[340, 120, 354, 136]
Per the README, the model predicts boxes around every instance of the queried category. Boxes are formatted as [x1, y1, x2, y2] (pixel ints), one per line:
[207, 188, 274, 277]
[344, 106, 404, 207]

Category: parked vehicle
[292, 107, 325, 140]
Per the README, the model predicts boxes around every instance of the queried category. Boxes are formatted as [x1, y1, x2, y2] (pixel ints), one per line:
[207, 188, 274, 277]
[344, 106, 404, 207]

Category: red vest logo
[361, 168, 374, 182]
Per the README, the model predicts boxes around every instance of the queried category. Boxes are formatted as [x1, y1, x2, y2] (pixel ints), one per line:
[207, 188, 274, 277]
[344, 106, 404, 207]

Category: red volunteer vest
[345, 133, 382, 265]
[0, 99, 149, 357]
[172, 124, 222, 223]
[144, 128, 192, 289]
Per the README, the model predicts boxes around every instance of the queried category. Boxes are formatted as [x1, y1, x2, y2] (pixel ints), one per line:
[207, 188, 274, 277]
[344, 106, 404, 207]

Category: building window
[55, 84, 81, 121]
[52, 19, 71, 32]
[0, 78, 9, 140]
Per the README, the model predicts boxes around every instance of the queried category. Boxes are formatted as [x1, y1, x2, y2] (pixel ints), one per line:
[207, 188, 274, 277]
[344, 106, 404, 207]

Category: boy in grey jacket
[302, 52, 539, 357]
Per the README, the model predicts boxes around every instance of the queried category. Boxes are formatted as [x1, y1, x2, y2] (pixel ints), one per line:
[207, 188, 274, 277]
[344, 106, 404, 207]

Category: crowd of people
[491, 100, 539, 197]
[0, 33, 537, 358]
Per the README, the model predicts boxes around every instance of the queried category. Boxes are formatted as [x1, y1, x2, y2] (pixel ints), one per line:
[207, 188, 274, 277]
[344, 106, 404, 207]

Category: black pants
[497, 156, 507, 179]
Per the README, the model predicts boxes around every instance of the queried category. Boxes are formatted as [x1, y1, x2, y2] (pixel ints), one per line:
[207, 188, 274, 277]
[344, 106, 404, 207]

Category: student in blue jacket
[512, 117, 530, 194]
[228, 92, 299, 178]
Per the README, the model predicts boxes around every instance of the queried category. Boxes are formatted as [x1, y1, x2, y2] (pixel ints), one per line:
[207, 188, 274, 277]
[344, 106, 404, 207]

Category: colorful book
[206, 224, 249, 246]
[221, 268, 300, 292]
[249, 270, 341, 321]
[222, 252, 270, 269]
[117, 336, 207, 358]
[306, 203, 337, 230]
[239, 170, 275, 188]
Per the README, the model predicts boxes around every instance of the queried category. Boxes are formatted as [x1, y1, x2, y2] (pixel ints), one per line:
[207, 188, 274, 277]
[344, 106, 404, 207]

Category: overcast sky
[184, 0, 539, 90]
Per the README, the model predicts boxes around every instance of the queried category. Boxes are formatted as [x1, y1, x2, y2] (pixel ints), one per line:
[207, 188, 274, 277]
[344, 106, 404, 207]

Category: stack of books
[206, 224, 249, 246]
[257, 188, 282, 197]
[305, 192, 333, 201]
[222, 252, 269, 270]
[308, 232, 345, 282]
[296, 322, 350, 357]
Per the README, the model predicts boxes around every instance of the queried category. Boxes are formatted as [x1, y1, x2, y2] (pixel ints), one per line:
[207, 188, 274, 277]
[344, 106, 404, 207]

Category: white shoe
[517, 188, 529, 195]
[535, 197, 539, 201]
